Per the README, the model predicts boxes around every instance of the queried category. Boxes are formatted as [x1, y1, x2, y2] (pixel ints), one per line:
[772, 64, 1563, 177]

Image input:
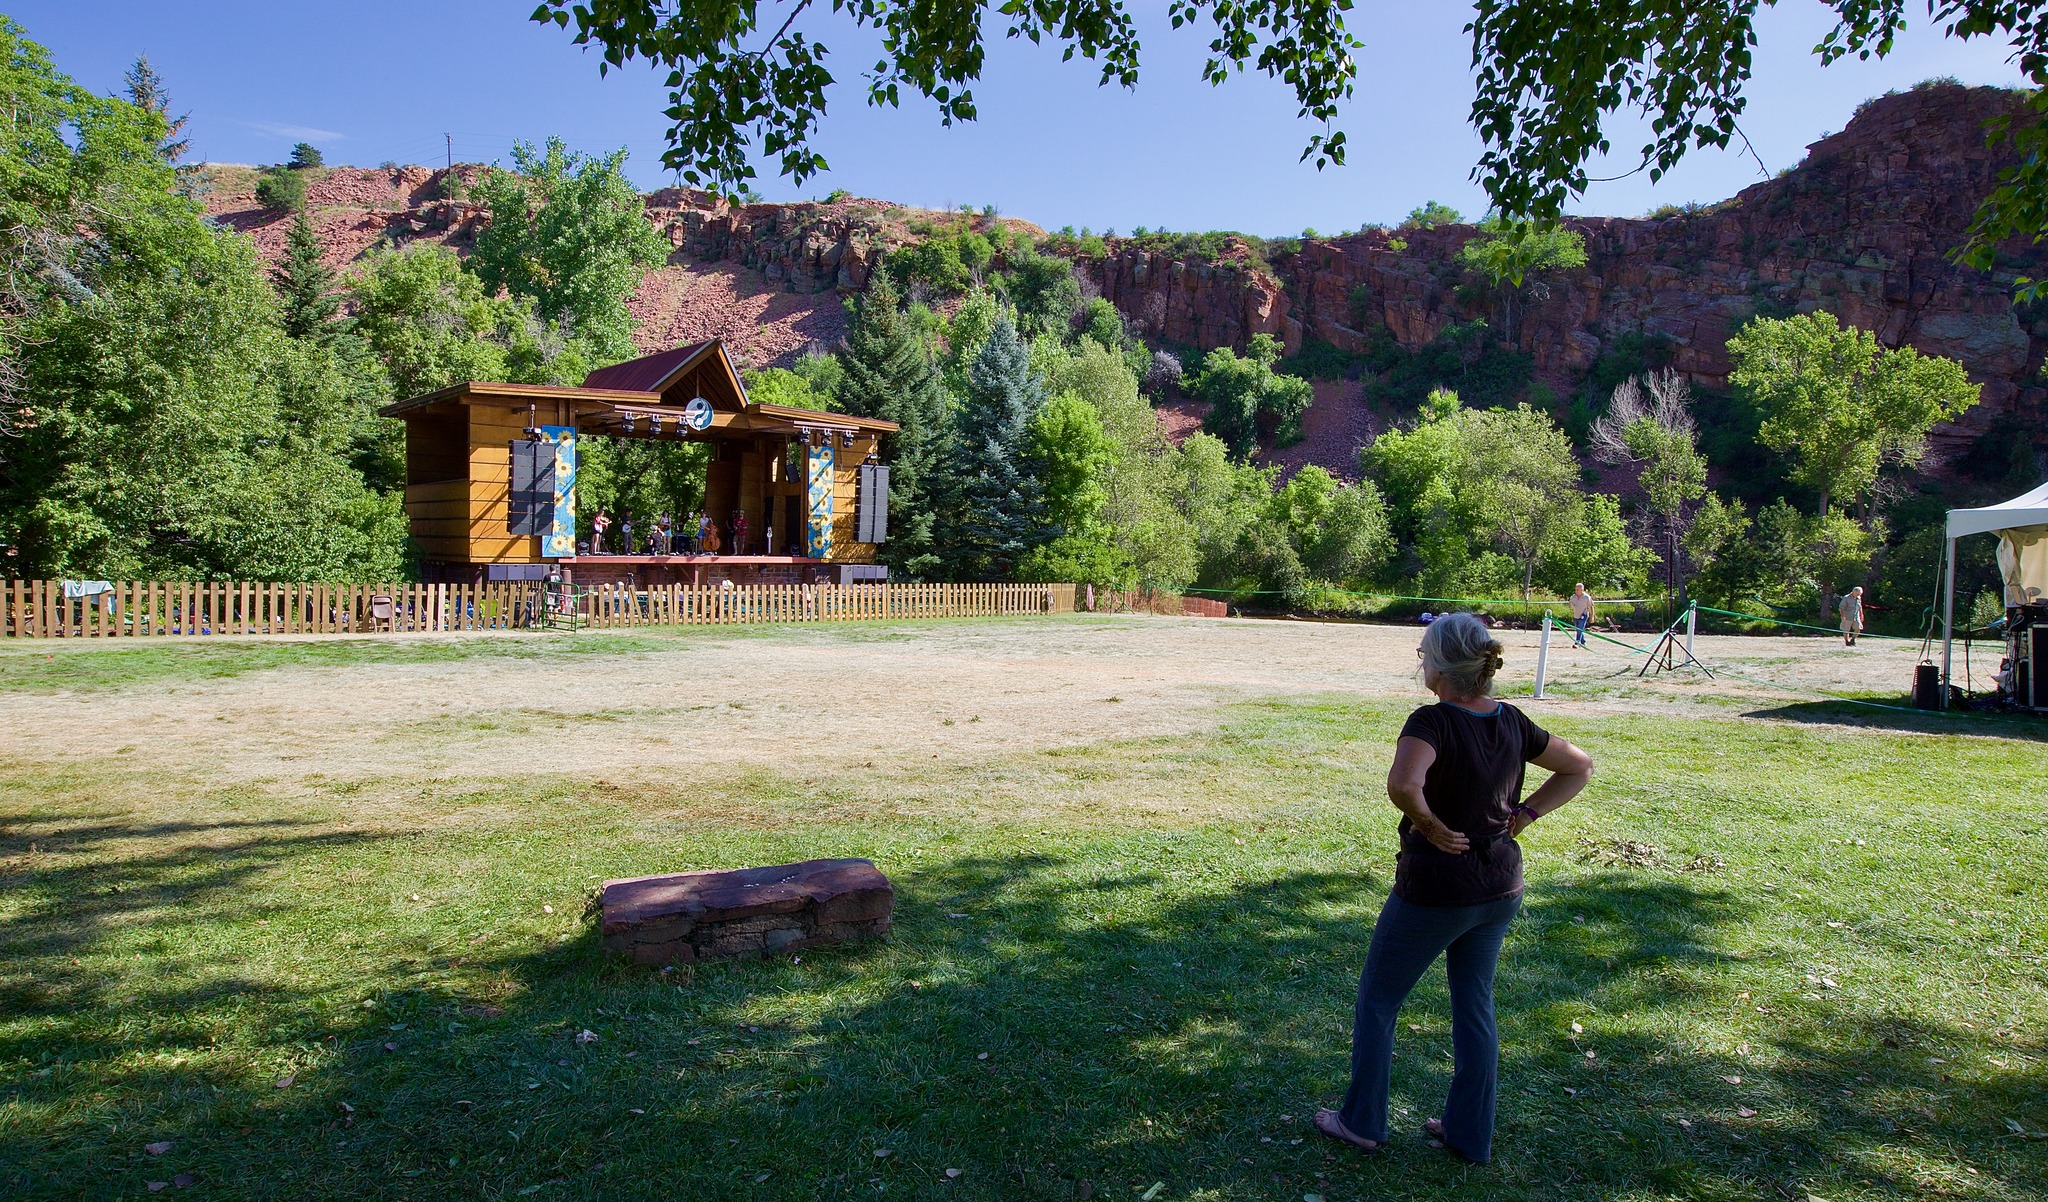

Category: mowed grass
[1, 632, 2046, 1201]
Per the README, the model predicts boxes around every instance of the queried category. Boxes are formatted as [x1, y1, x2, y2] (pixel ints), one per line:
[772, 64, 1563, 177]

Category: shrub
[823, 187, 852, 202]
[1143, 349, 1183, 397]
[254, 167, 306, 213]
[1401, 200, 1462, 230]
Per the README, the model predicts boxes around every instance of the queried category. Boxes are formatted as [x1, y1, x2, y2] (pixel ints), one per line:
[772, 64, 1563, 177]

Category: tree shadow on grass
[5, 840, 2039, 1202]
[1740, 699, 2048, 743]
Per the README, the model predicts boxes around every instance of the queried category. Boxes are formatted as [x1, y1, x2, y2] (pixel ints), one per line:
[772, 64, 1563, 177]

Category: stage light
[840, 430, 855, 448]
[623, 412, 637, 433]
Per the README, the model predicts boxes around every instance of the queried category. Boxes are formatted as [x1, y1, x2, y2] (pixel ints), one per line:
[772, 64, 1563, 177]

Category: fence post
[1533, 612, 1553, 701]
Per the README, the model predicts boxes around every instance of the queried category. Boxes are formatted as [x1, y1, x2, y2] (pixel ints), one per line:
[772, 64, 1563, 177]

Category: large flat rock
[600, 857, 893, 965]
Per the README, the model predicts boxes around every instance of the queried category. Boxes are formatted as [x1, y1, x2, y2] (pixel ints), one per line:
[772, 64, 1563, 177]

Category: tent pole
[1940, 534, 1957, 710]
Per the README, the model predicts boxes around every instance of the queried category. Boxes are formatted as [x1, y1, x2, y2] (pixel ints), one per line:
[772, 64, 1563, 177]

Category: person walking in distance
[1315, 613, 1593, 1164]
[1839, 585, 1865, 646]
[1569, 583, 1594, 648]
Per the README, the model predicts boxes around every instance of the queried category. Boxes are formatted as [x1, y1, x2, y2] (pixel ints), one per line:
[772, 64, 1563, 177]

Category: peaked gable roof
[581, 340, 717, 394]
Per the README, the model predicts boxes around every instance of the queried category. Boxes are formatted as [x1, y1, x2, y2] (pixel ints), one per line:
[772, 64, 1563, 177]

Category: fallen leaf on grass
[575, 1029, 598, 1045]
[1724, 1075, 1742, 1085]
[1140, 1184, 1165, 1201]
[946, 1168, 963, 1179]
[147, 1184, 166, 1194]
[629, 1108, 644, 1116]
[754, 1173, 771, 1183]
[1737, 1106, 1758, 1118]
[172, 1175, 195, 1188]
[1571, 1021, 1584, 1034]
[145, 1142, 173, 1156]
[273, 1075, 295, 1089]
[874, 1149, 891, 1159]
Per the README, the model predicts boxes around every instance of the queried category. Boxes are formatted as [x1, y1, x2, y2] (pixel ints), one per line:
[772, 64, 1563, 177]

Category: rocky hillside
[202, 82, 2044, 476]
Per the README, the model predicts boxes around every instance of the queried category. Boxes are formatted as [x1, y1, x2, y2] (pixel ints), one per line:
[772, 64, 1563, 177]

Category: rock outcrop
[1071, 84, 2045, 463]
[203, 82, 2045, 470]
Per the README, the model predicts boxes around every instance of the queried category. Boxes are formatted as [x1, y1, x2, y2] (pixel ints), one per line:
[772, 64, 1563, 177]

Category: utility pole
[445, 133, 452, 170]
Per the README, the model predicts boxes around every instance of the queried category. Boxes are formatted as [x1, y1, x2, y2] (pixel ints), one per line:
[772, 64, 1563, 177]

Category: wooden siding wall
[465, 405, 545, 564]
[3, 581, 1080, 637]
[827, 434, 882, 563]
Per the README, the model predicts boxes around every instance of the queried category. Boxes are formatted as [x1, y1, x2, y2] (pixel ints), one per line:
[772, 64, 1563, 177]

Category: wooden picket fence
[2, 579, 1079, 638]
[578, 582, 1077, 628]
[1091, 588, 1230, 618]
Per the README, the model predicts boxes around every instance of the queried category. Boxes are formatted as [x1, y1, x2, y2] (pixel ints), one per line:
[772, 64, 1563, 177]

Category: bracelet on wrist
[1512, 802, 1540, 824]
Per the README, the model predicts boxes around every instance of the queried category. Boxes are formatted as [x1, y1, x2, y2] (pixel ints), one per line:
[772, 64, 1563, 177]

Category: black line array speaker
[2032, 626, 2048, 710]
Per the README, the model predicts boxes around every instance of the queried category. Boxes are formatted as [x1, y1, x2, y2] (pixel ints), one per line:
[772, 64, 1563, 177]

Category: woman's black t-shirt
[1392, 700, 1551, 906]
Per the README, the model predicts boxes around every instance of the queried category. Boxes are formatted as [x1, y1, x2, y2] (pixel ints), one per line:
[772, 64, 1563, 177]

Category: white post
[1940, 533, 1957, 709]
[1533, 612, 1552, 700]
[1684, 601, 1697, 660]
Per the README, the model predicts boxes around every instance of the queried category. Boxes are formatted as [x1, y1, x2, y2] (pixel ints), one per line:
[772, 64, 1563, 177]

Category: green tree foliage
[1402, 200, 1462, 229]
[272, 207, 340, 340]
[835, 273, 950, 575]
[1590, 368, 1708, 587]
[886, 229, 993, 298]
[1192, 333, 1315, 456]
[999, 247, 1081, 341]
[535, 1, 1359, 194]
[928, 315, 1054, 580]
[1366, 389, 1637, 599]
[1, 35, 401, 580]
[1727, 311, 1980, 517]
[122, 54, 187, 163]
[1455, 219, 1588, 342]
[1267, 465, 1395, 582]
[575, 438, 708, 545]
[1684, 493, 1880, 612]
[1016, 389, 1127, 585]
[741, 365, 836, 411]
[1038, 339, 1196, 589]
[1538, 493, 1653, 596]
[467, 137, 669, 364]
[288, 142, 324, 170]
[254, 166, 306, 213]
[348, 245, 591, 397]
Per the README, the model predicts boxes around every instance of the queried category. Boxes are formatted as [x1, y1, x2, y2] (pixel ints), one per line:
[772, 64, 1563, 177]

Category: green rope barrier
[1692, 604, 1916, 641]
[1183, 586, 1659, 607]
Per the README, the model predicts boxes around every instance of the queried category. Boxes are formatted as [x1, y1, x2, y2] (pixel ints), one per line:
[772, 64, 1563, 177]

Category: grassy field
[1, 620, 2044, 1201]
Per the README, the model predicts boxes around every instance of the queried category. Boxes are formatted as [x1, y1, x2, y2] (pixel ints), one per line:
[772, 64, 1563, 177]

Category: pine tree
[288, 142, 325, 170]
[929, 315, 1055, 580]
[836, 273, 949, 575]
[272, 208, 339, 339]
[123, 54, 189, 163]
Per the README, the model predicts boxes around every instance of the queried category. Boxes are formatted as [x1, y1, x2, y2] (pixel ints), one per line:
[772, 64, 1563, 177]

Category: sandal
[1313, 1109, 1383, 1154]
[1422, 1118, 1481, 1164]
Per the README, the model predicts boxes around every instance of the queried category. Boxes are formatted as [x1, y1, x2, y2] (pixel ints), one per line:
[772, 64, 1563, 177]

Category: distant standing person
[1839, 586, 1864, 647]
[590, 510, 611, 555]
[1569, 583, 1594, 648]
[1315, 613, 1593, 1165]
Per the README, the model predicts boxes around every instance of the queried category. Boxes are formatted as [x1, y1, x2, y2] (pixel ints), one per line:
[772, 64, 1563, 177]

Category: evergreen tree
[835, 272, 949, 575]
[288, 141, 324, 169]
[272, 207, 339, 339]
[123, 54, 188, 163]
[929, 315, 1054, 580]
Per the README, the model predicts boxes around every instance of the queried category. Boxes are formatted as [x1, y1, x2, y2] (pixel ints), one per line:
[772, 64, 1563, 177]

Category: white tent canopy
[1942, 479, 2048, 706]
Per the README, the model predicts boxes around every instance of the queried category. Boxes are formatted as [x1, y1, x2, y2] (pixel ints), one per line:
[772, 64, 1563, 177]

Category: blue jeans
[1338, 891, 1521, 1163]
[1573, 612, 1589, 646]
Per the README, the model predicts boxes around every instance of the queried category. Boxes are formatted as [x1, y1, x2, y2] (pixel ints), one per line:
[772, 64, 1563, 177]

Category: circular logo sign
[682, 396, 714, 431]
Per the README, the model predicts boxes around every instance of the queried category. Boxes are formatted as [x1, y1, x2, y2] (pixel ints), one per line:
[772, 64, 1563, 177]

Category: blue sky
[13, 1, 2031, 235]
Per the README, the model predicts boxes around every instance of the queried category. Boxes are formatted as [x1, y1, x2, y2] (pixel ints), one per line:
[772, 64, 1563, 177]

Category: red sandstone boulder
[600, 857, 893, 965]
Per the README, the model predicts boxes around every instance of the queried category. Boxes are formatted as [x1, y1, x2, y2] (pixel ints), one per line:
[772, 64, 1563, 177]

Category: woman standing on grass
[1315, 612, 1593, 1164]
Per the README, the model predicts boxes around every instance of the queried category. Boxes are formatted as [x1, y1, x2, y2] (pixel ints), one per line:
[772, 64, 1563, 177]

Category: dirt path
[0, 617, 1936, 802]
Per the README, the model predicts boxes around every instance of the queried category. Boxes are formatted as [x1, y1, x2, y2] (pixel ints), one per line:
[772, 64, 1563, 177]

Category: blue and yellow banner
[806, 443, 834, 558]
[540, 425, 577, 559]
